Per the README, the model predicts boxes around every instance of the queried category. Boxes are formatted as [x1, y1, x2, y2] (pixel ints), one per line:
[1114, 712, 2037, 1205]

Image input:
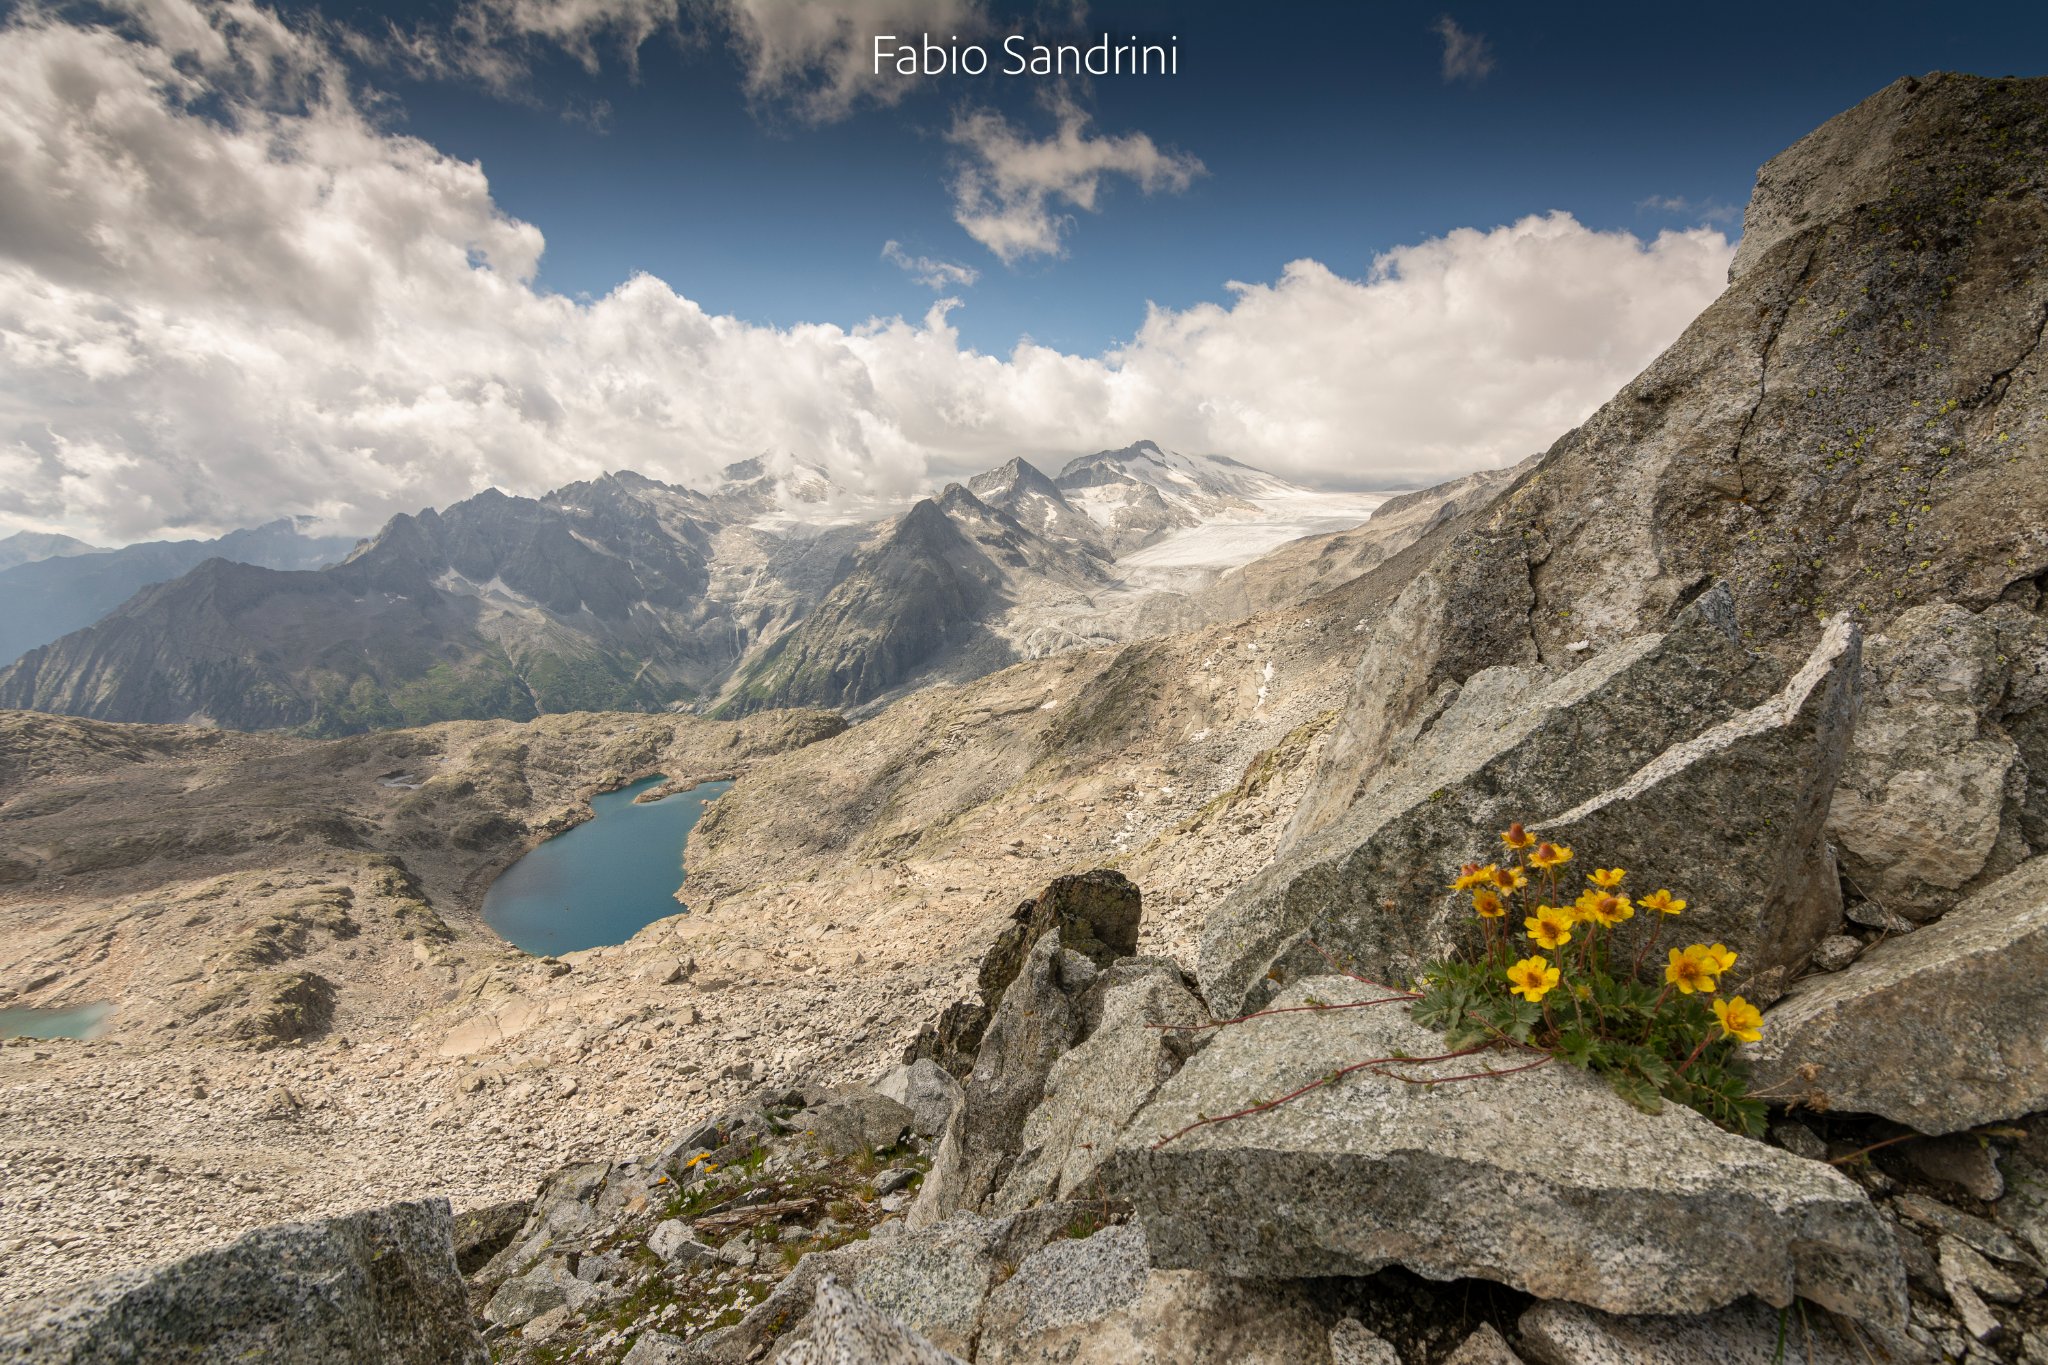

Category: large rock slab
[1205, 603, 1858, 1015]
[0, 1199, 484, 1363]
[1102, 978, 1904, 1323]
[1747, 855, 2048, 1134]
[975, 1223, 1335, 1365]
[1201, 585, 1775, 1015]
[695, 1203, 1094, 1363]
[1527, 615, 1861, 1003]
[794, 1085, 914, 1158]
[994, 956, 1206, 1214]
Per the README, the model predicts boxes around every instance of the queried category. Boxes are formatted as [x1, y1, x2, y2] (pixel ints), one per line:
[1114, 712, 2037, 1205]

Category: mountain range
[0, 443, 1408, 733]
[0, 519, 357, 669]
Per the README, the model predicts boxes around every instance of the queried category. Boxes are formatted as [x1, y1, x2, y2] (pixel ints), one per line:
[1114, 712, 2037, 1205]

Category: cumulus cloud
[948, 95, 1205, 262]
[721, 0, 988, 122]
[364, 0, 984, 120]
[355, 0, 684, 95]
[882, 240, 980, 290]
[1433, 15, 1494, 83]
[0, 3, 1734, 545]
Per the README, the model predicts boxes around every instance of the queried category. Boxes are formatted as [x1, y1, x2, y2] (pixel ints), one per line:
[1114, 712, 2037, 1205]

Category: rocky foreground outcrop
[0, 1200, 483, 1362]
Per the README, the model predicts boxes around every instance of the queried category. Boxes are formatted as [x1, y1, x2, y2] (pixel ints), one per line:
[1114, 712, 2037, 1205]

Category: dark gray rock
[1526, 615, 1862, 1004]
[795, 1085, 914, 1158]
[905, 870, 1143, 1079]
[451, 1198, 529, 1275]
[1518, 1297, 1905, 1365]
[912, 932, 1091, 1227]
[473, 1160, 609, 1293]
[0, 1199, 484, 1363]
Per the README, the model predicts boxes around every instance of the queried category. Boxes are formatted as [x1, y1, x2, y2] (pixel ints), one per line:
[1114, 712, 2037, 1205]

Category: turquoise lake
[0, 1002, 113, 1039]
[483, 775, 733, 956]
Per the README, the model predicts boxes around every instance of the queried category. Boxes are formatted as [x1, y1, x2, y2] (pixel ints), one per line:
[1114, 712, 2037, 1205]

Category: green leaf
[1609, 1069, 1665, 1115]
[1554, 1030, 1597, 1068]
[1411, 983, 1470, 1033]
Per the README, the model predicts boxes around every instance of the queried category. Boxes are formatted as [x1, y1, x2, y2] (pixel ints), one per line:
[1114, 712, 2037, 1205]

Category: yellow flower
[1451, 862, 1494, 892]
[1713, 996, 1764, 1043]
[1530, 842, 1574, 870]
[1500, 821, 1537, 850]
[1665, 946, 1717, 995]
[1588, 867, 1626, 888]
[1490, 864, 1529, 893]
[1575, 889, 1634, 927]
[1638, 888, 1686, 916]
[1472, 887, 1507, 919]
[1525, 906, 1573, 951]
[1701, 943, 1738, 975]
[1506, 955, 1560, 1003]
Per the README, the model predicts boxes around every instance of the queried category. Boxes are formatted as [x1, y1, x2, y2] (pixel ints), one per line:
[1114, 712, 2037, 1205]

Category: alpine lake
[483, 775, 733, 957]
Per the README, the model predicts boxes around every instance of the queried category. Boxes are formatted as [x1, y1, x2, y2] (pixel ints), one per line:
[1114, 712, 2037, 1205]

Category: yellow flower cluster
[1457, 825, 1763, 1043]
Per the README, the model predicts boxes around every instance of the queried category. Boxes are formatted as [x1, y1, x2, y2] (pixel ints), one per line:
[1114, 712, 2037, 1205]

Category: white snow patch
[1113, 490, 1387, 569]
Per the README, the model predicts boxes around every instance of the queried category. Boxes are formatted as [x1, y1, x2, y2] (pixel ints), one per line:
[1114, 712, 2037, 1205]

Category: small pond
[483, 775, 732, 956]
[0, 1001, 113, 1040]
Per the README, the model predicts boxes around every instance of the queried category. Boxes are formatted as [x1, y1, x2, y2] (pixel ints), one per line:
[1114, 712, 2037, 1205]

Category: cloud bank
[0, 2, 1734, 542]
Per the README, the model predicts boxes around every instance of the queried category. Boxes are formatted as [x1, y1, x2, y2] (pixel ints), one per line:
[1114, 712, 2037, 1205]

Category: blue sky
[325, 0, 2046, 354]
[0, 0, 2041, 540]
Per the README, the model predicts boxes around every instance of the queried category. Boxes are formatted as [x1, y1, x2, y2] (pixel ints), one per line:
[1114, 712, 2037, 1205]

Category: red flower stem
[1148, 1045, 1491, 1148]
[1675, 1032, 1715, 1076]
[1154, 994, 1419, 1033]
[1382, 1054, 1554, 1086]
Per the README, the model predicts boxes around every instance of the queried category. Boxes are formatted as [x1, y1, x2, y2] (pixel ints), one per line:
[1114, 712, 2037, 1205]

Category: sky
[0, 0, 2043, 543]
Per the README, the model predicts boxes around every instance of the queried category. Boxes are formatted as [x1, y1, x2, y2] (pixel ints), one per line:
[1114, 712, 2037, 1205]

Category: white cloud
[1433, 15, 1494, 83]
[720, 0, 988, 122]
[366, 0, 984, 120]
[948, 95, 1205, 262]
[882, 240, 980, 290]
[0, 4, 1735, 545]
[1639, 194, 1742, 226]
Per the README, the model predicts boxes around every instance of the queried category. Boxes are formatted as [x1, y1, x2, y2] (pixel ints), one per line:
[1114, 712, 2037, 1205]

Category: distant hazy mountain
[0, 446, 1397, 732]
[0, 531, 104, 573]
[0, 519, 357, 667]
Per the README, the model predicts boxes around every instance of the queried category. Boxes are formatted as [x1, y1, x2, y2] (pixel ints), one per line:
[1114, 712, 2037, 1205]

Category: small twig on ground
[1826, 1132, 1920, 1166]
